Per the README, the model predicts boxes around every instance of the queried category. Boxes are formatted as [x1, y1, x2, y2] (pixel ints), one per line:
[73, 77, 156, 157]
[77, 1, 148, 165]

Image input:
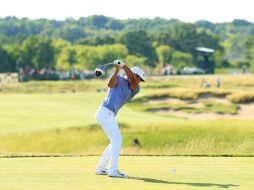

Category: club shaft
[95, 62, 113, 70]
[103, 63, 113, 66]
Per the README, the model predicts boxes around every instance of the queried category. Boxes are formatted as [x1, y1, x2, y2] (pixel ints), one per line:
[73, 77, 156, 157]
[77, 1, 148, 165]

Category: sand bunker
[147, 96, 254, 120]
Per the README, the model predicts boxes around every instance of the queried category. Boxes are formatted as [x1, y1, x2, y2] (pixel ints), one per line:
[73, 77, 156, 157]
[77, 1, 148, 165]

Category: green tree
[77, 35, 115, 46]
[75, 46, 97, 70]
[5, 43, 25, 70]
[156, 45, 174, 67]
[55, 46, 76, 70]
[105, 19, 124, 30]
[98, 44, 128, 65]
[0, 45, 15, 72]
[86, 15, 109, 29]
[22, 36, 55, 69]
[156, 24, 219, 55]
[213, 51, 224, 68]
[243, 36, 254, 61]
[116, 30, 154, 60]
[60, 25, 87, 42]
[74, 44, 128, 70]
[125, 55, 146, 68]
[171, 51, 194, 70]
[250, 47, 254, 73]
[52, 38, 71, 55]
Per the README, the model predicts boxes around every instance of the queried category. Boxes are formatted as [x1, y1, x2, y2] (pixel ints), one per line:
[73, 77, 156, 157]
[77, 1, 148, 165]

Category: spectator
[216, 77, 221, 88]
[201, 78, 211, 88]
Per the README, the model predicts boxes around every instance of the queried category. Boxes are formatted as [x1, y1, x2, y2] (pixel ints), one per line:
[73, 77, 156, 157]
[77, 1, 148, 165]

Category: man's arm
[123, 65, 139, 91]
[108, 64, 120, 88]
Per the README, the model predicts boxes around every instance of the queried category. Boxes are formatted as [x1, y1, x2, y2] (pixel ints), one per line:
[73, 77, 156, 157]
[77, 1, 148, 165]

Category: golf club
[94, 60, 124, 77]
[94, 63, 113, 77]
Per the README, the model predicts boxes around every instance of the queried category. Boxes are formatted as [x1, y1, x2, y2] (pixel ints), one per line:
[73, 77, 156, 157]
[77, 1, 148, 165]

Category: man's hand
[113, 60, 125, 68]
[123, 65, 139, 91]
[107, 62, 121, 88]
[114, 63, 120, 71]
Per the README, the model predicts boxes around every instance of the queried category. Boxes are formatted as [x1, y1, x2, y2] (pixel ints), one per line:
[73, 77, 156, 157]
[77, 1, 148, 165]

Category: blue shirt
[102, 75, 140, 115]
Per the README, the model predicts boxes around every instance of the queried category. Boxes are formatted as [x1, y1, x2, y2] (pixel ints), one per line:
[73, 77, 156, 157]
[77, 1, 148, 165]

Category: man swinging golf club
[95, 60, 145, 178]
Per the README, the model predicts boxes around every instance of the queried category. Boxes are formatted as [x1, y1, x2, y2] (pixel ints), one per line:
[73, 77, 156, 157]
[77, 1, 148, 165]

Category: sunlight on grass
[0, 156, 253, 190]
[1, 75, 254, 156]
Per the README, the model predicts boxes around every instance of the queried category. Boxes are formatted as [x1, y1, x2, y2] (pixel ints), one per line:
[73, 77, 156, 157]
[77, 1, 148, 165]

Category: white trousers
[95, 106, 122, 171]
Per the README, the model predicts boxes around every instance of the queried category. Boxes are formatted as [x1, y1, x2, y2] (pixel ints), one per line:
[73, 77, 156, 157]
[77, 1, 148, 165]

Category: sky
[0, 0, 253, 23]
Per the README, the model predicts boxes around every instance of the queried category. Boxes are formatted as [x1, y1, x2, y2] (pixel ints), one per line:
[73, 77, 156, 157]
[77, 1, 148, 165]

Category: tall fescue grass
[1, 120, 254, 156]
[227, 91, 254, 103]
[132, 89, 232, 102]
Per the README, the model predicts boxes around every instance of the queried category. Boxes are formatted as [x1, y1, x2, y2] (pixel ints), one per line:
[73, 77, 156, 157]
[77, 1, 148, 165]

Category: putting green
[0, 156, 253, 190]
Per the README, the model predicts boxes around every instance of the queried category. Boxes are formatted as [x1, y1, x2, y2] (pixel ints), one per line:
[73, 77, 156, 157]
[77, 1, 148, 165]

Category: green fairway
[0, 93, 103, 133]
[0, 92, 172, 133]
[0, 156, 253, 190]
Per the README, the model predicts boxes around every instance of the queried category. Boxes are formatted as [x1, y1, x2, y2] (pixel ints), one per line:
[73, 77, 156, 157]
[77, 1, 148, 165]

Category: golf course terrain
[0, 75, 254, 189]
[0, 156, 253, 190]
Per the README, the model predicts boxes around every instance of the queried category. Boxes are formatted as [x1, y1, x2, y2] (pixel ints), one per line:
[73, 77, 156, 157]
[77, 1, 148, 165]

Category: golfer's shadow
[129, 176, 239, 188]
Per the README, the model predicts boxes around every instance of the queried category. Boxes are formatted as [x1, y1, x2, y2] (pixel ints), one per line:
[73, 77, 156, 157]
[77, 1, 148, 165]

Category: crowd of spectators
[18, 66, 99, 82]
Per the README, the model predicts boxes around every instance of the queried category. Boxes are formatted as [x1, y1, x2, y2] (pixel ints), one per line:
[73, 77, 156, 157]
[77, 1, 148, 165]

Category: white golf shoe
[108, 170, 128, 178]
[95, 166, 108, 175]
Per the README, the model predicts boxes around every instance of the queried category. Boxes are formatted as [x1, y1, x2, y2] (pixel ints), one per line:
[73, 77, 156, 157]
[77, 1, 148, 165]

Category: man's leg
[106, 121, 122, 172]
[95, 107, 120, 170]
[97, 113, 122, 171]
[96, 144, 111, 168]
[95, 107, 111, 174]
[95, 107, 127, 177]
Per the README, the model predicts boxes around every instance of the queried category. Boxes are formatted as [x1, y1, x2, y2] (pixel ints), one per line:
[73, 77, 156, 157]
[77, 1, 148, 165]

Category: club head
[95, 68, 103, 77]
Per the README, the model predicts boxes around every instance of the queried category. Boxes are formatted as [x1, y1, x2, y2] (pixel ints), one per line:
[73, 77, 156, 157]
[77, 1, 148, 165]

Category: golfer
[95, 60, 145, 178]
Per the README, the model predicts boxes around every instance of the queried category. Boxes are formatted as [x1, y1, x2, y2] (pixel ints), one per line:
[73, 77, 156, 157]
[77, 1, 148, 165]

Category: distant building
[196, 47, 215, 74]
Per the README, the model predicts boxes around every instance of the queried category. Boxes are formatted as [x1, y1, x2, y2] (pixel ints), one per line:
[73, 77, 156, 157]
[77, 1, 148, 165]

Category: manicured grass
[0, 92, 172, 133]
[0, 93, 103, 132]
[0, 156, 253, 190]
[0, 80, 106, 93]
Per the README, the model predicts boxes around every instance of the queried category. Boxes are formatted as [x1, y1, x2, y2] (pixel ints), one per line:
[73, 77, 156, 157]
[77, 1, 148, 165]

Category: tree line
[0, 16, 254, 73]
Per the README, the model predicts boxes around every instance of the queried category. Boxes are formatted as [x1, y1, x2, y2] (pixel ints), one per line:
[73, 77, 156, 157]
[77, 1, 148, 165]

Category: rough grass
[227, 92, 254, 103]
[0, 75, 254, 92]
[137, 101, 238, 114]
[130, 90, 239, 115]
[1, 120, 254, 156]
[1, 75, 254, 156]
